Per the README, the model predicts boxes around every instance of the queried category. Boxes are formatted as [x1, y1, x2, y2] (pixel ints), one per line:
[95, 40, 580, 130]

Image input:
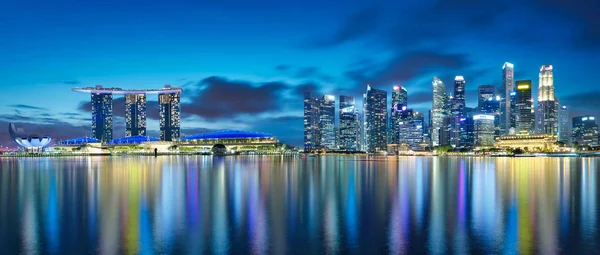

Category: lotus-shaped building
[8, 123, 52, 151]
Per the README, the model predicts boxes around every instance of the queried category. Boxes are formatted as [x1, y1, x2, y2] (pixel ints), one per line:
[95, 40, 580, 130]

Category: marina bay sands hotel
[73, 85, 182, 142]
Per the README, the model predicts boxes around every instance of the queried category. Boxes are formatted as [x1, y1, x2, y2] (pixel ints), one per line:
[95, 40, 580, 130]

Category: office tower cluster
[303, 62, 598, 152]
[74, 85, 182, 142]
[303, 85, 425, 153]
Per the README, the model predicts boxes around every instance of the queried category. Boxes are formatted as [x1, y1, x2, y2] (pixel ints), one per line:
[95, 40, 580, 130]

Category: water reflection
[0, 156, 599, 254]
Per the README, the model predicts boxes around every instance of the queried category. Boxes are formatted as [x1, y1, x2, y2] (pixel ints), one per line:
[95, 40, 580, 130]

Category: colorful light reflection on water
[0, 156, 599, 254]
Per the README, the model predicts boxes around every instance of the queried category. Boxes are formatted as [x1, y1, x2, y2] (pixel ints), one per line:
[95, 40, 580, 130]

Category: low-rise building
[494, 134, 558, 152]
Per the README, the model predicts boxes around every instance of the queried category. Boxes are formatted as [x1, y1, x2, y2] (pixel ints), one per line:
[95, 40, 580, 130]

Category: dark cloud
[345, 50, 472, 93]
[63, 80, 81, 85]
[294, 66, 334, 82]
[182, 76, 289, 119]
[560, 91, 600, 116]
[307, 7, 380, 48]
[0, 119, 89, 146]
[7, 104, 45, 110]
[294, 82, 321, 95]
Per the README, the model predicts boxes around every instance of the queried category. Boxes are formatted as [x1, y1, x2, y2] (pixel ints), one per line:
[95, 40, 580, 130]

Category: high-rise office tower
[303, 92, 321, 152]
[501, 62, 514, 134]
[390, 86, 408, 144]
[319, 95, 336, 150]
[159, 86, 181, 141]
[481, 96, 502, 137]
[125, 93, 147, 137]
[509, 91, 517, 133]
[449, 76, 466, 146]
[515, 80, 534, 134]
[477, 85, 495, 111]
[558, 105, 569, 144]
[91, 88, 113, 143]
[572, 116, 599, 147]
[537, 65, 558, 135]
[363, 85, 387, 152]
[459, 107, 476, 147]
[339, 95, 360, 151]
[431, 77, 447, 146]
[473, 114, 496, 146]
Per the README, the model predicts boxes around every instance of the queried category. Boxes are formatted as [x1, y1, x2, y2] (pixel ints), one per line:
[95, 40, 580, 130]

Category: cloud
[7, 104, 45, 110]
[182, 76, 289, 119]
[344, 50, 472, 93]
[63, 80, 81, 85]
[307, 7, 380, 48]
[275, 65, 290, 71]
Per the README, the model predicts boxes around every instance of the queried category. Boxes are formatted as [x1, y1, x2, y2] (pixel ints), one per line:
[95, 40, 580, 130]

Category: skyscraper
[319, 95, 336, 150]
[473, 114, 496, 146]
[339, 95, 360, 151]
[363, 85, 387, 152]
[515, 80, 534, 134]
[572, 116, 599, 147]
[159, 86, 181, 141]
[477, 85, 495, 111]
[390, 86, 408, 144]
[449, 76, 466, 147]
[481, 96, 502, 137]
[558, 105, 569, 144]
[125, 93, 147, 137]
[509, 91, 517, 133]
[91, 89, 113, 143]
[501, 62, 514, 134]
[537, 65, 558, 135]
[303, 92, 321, 152]
[431, 77, 447, 146]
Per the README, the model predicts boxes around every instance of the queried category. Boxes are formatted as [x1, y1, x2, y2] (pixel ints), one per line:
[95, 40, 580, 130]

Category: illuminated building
[481, 96, 502, 137]
[474, 114, 495, 146]
[477, 85, 495, 111]
[494, 134, 559, 152]
[8, 123, 52, 152]
[91, 86, 113, 142]
[509, 91, 517, 133]
[179, 130, 279, 153]
[73, 84, 183, 143]
[500, 62, 514, 134]
[459, 107, 476, 147]
[558, 105, 569, 143]
[159, 85, 181, 141]
[572, 116, 599, 147]
[431, 77, 447, 146]
[515, 80, 534, 134]
[390, 86, 408, 144]
[449, 76, 466, 147]
[303, 92, 321, 152]
[319, 95, 336, 149]
[339, 95, 360, 151]
[363, 85, 387, 152]
[398, 113, 424, 150]
[125, 93, 147, 137]
[536, 65, 558, 135]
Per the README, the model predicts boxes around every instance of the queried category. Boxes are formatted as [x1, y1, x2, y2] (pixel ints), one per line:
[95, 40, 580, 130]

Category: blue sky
[1, 0, 600, 146]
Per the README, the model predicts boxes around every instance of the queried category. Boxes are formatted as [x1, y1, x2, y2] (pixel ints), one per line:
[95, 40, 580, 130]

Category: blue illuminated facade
[180, 130, 274, 141]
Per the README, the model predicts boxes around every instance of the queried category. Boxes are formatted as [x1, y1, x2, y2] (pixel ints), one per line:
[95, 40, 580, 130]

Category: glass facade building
[536, 65, 558, 135]
[477, 85, 495, 111]
[474, 114, 496, 146]
[91, 90, 113, 143]
[572, 116, 599, 147]
[558, 105, 569, 143]
[159, 89, 181, 141]
[319, 95, 336, 150]
[501, 62, 514, 134]
[390, 86, 408, 144]
[363, 85, 388, 152]
[515, 80, 534, 134]
[125, 93, 147, 137]
[303, 92, 321, 152]
[339, 95, 360, 151]
[431, 77, 447, 146]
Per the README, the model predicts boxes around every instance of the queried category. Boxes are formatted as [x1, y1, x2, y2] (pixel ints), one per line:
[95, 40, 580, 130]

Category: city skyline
[2, 1, 600, 147]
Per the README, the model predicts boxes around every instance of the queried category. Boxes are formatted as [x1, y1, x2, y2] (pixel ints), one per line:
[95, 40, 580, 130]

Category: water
[0, 156, 599, 254]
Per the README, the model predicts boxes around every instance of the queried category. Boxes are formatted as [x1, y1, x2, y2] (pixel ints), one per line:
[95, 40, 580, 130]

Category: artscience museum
[8, 123, 52, 151]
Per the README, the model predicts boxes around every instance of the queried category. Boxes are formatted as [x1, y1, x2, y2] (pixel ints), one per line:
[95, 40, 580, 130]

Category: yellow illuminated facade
[494, 134, 558, 152]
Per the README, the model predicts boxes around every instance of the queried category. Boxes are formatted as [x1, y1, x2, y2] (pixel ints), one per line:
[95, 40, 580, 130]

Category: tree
[513, 148, 524, 155]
